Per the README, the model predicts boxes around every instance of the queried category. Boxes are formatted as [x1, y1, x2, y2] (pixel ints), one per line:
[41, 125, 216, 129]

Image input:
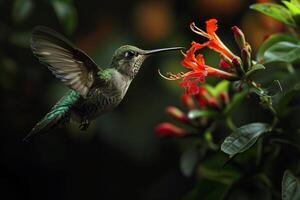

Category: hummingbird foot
[79, 118, 90, 131]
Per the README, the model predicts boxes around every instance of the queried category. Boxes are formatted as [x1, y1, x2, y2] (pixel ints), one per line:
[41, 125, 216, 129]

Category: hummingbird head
[111, 45, 184, 79]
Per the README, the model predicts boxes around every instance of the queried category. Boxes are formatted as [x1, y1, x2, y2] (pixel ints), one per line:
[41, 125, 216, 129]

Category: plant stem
[256, 138, 263, 168]
[226, 117, 236, 131]
[249, 80, 278, 126]
[271, 116, 279, 129]
[271, 138, 300, 153]
[286, 63, 295, 74]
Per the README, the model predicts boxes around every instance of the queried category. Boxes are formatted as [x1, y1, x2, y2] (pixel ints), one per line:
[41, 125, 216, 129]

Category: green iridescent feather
[24, 90, 80, 141]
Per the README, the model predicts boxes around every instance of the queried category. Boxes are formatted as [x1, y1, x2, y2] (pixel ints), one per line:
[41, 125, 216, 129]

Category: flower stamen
[190, 22, 210, 38]
[158, 69, 185, 80]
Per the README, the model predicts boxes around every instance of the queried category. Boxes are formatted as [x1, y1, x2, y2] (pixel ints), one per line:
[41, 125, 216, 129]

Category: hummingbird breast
[70, 71, 132, 122]
[71, 88, 122, 122]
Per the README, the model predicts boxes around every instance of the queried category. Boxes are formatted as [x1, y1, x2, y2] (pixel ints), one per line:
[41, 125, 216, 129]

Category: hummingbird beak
[142, 47, 185, 55]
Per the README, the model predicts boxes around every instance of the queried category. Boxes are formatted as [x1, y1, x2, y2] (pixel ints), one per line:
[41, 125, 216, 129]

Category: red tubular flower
[180, 42, 236, 95]
[190, 19, 237, 61]
[158, 18, 238, 95]
[154, 123, 188, 138]
[165, 106, 189, 124]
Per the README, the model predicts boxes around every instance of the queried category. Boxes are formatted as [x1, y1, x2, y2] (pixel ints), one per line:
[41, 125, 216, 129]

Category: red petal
[179, 71, 207, 95]
[188, 84, 200, 95]
[219, 58, 231, 69]
[206, 19, 218, 35]
[196, 54, 205, 66]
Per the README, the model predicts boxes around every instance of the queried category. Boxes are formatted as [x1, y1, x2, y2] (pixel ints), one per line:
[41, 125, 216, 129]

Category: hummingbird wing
[31, 26, 100, 97]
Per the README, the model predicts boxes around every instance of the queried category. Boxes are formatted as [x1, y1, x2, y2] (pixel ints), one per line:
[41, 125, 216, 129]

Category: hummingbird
[25, 26, 183, 141]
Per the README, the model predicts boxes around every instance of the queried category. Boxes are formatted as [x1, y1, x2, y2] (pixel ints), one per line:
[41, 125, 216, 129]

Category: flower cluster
[159, 19, 252, 95]
[154, 85, 230, 138]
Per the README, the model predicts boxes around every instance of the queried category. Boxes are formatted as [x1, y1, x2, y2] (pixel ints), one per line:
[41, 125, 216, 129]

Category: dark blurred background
[0, 0, 280, 199]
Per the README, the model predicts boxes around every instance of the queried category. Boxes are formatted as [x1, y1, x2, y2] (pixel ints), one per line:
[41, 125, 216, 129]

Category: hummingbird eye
[124, 51, 136, 59]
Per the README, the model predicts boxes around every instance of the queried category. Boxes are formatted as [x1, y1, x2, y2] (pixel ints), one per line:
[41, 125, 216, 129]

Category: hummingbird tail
[23, 114, 67, 142]
[24, 91, 79, 141]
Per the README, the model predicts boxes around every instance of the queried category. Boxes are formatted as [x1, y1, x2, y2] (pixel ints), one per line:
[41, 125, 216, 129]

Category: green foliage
[223, 90, 248, 116]
[257, 34, 299, 62]
[256, 33, 300, 65]
[283, 1, 300, 15]
[245, 63, 265, 77]
[205, 80, 230, 97]
[250, 3, 296, 27]
[9, 31, 31, 47]
[251, 0, 300, 28]
[184, 179, 230, 200]
[262, 41, 300, 64]
[282, 170, 300, 200]
[221, 123, 271, 157]
[51, 0, 77, 34]
[12, 0, 34, 23]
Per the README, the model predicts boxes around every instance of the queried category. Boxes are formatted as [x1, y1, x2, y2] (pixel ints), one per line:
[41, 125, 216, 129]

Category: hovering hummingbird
[25, 26, 183, 140]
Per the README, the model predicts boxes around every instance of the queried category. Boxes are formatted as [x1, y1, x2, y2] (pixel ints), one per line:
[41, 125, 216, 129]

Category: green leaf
[291, 0, 300, 8]
[188, 110, 219, 120]
[263, 41, 300, 64]
[250, 3, 296, 27]
[214, 80, 230, 96]
[282, 170, 300, 200]
[204, 81, 229, 98]
[223, 90, 248, 116]
[283, 1, 300, 15]
[183, 179, 230, 200]
[12, 0, 34, 23]
[198, 166, 239, 185]
[221, 123, 271, 157]
[245, 64, 265, 77]
[257, 34, 298, 62]
[51, 0, 77, 35]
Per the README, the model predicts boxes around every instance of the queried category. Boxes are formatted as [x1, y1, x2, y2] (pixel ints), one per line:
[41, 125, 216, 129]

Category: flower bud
[208, 98, 220, 109]
[154, 123, 187, 137]
[241, 47, 251, 72]
[165, 106, 189, 123]
[220, 92, 230, 106]
[232, 57, 244, 77]
[196, 87, 210, 107]
[181, 94, 196, 109]
[232, 26, 246, 49]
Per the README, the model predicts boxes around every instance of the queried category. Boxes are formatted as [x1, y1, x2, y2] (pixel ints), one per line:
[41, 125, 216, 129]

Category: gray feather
[31, 26, 101, 97]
